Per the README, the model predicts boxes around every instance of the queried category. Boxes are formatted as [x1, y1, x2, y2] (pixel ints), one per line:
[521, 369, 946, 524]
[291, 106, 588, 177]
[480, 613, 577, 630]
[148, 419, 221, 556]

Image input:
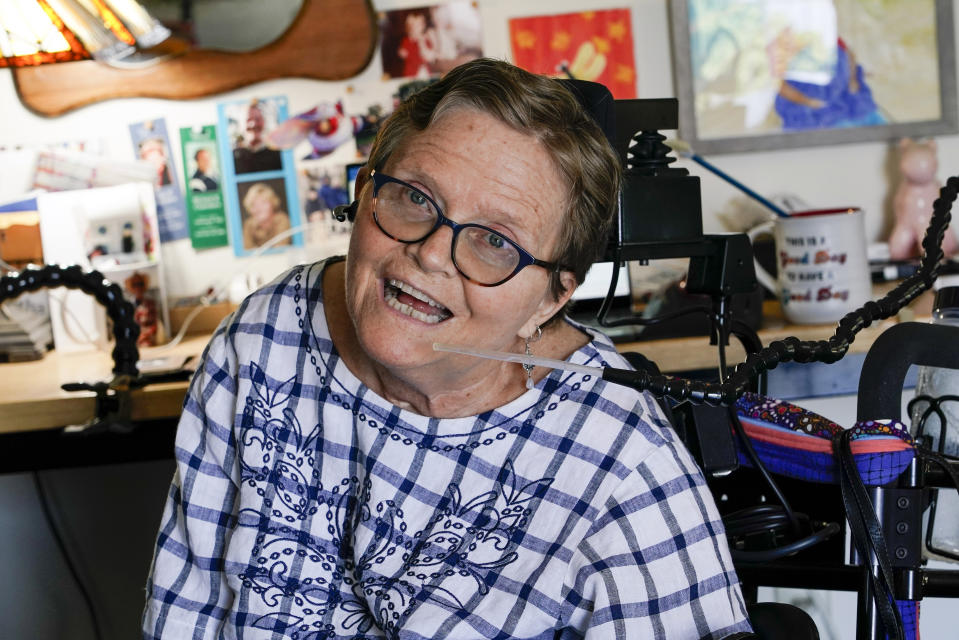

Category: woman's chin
[355, 319, 447, 370]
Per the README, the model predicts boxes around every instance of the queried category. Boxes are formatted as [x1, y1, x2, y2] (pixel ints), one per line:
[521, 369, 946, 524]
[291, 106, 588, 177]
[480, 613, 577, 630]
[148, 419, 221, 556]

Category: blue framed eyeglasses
[369, 170, 567, 287]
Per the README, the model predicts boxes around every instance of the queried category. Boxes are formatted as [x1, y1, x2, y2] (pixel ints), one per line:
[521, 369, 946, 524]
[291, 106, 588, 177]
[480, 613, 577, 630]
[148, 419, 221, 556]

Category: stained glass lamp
[0, 0, 171, 68]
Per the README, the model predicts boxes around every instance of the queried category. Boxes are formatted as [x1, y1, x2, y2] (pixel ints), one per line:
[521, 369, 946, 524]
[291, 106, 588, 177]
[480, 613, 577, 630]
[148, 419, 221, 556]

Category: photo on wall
[185, 140, 221, 194]
[379, 0, 483, 80]
[344, 82, 404, 158]
[217, 96, 303, 257]
[236, 177, 294, 252]
[298, 160, 354, 259]
[266, 99, 379, 161]
[263, 84, 402, 168]
[221, 97, 285, 175]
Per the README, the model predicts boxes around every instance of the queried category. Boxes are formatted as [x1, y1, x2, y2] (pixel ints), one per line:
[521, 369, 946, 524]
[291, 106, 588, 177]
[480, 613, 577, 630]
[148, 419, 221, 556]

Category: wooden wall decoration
[11, 0, 377, 117]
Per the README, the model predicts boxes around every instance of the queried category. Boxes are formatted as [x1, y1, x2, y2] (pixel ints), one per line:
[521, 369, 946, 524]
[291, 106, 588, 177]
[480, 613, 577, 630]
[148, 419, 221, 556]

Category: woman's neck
[362, 355, 528, 417]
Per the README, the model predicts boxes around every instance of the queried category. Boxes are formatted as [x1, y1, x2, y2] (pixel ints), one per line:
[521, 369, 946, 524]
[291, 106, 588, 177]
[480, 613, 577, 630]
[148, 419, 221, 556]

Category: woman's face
[248, 192, 275, 222]
[344, 108, 576, 376]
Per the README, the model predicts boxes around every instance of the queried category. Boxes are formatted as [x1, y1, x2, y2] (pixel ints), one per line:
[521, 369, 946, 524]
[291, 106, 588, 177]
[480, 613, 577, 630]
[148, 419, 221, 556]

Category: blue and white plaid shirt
[143, 259, 750, 639]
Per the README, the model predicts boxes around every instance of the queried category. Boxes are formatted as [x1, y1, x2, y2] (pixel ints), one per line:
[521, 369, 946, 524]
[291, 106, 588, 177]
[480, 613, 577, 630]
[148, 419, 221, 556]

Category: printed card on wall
[129, 119, 189, 242]
[509, 9, 638, 99]
[217, 96, 303, 257]
[179, 125, 229, 249]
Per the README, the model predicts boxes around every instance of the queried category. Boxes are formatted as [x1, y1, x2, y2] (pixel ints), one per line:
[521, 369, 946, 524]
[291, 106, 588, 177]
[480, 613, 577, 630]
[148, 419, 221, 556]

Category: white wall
[5, 0, 954, 301]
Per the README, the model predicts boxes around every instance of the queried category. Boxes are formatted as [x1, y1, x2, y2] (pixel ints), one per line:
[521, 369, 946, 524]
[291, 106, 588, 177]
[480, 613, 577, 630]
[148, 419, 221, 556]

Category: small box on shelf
[169, 301, 237, 336]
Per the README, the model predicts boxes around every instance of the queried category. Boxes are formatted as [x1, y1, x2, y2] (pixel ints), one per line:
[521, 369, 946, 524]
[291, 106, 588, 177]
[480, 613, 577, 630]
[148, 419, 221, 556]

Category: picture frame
[216, 96, 304, 257]
[668, 0, 958, 154]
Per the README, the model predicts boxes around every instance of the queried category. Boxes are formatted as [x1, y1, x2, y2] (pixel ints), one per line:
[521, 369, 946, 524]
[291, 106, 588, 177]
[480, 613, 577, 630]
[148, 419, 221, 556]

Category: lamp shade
[0, 0, 169, 68]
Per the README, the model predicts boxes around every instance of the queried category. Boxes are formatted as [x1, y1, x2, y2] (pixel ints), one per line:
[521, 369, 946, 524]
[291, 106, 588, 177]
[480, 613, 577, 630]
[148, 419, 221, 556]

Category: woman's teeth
[385, 279, 452, 324]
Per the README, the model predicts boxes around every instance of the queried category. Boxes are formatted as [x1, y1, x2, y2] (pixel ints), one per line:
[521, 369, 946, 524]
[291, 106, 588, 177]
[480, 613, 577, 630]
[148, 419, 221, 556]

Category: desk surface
[0, 290, 933, 435]
[0, 334, 209, 435]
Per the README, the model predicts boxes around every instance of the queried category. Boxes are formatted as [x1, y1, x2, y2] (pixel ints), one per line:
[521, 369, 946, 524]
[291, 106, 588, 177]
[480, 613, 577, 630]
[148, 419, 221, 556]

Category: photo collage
[124, 2, 637, 262]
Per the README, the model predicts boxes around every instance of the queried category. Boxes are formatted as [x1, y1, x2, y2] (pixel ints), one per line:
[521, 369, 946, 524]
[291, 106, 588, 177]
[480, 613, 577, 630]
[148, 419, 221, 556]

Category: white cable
[55, 290, 104, 346]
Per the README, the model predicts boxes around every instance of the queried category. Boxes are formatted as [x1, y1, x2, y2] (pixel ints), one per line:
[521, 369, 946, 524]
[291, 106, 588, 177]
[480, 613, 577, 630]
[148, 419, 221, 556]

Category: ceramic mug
[747, 208, 871, 324]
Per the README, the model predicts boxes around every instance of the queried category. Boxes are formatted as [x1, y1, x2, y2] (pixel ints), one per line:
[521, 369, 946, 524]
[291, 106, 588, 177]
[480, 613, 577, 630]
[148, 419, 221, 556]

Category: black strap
[834, 428, 903, 640]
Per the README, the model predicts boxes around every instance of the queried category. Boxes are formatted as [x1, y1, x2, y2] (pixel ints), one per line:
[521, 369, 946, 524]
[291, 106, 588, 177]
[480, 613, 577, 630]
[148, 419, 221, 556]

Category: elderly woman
[143, 59, 750, 639]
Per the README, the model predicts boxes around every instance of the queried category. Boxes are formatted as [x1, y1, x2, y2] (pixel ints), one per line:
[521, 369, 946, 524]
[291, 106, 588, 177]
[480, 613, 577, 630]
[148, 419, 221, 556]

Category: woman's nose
[410, 223, 457, 277]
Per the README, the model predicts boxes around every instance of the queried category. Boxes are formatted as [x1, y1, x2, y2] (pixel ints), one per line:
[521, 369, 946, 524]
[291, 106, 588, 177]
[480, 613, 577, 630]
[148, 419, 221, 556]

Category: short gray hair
[366, 58, 621, 312]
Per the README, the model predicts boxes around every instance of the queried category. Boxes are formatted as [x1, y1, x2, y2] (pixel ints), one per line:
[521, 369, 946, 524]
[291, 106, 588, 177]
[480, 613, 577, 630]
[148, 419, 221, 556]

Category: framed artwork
[669, 0, 958, 154]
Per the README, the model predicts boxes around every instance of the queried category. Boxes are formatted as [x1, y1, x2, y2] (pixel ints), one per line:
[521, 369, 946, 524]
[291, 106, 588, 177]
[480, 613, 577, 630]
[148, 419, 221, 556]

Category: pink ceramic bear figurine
[889, 138, 956, 259]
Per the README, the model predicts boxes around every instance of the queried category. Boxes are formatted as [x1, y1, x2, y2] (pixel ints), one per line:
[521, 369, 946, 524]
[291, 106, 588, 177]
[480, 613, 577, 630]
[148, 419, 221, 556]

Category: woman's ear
[522, 270, 578, 337]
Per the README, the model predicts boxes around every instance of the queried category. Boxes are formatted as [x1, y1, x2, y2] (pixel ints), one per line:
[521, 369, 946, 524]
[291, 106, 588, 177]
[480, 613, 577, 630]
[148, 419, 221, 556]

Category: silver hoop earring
[523, 326, 543, 390]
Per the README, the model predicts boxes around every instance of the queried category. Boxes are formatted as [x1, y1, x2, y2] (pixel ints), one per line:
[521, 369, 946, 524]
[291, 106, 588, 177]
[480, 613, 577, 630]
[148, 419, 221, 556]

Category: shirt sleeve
[142, 322, 242, 639]
[559, 437, 752, 639]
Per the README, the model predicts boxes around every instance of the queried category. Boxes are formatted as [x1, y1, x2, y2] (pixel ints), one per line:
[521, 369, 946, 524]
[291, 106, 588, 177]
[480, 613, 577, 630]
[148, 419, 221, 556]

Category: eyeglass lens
[374, 180, 523, 285]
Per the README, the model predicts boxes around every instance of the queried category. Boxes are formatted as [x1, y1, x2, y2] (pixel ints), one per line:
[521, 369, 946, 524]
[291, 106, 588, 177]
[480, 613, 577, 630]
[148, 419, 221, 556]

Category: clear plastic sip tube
[910, 286, 959, 560]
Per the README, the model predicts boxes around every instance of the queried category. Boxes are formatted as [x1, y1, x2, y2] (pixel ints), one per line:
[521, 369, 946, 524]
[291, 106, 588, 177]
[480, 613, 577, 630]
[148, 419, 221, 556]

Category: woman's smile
[383, 277, 452, 324]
